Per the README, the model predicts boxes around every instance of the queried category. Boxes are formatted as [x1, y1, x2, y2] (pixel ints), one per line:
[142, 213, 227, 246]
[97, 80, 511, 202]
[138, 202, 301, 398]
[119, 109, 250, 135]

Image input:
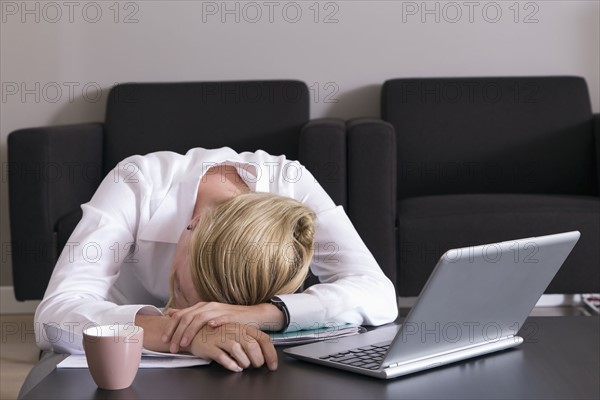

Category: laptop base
[285, 334, 523, 379]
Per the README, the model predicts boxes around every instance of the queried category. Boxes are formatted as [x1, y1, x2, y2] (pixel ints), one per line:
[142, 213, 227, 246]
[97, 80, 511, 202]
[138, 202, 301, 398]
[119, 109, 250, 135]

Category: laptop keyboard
[319, 344, 390, 370]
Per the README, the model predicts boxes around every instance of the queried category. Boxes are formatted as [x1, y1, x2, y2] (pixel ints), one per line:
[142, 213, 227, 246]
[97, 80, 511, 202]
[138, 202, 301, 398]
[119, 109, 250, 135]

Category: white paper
[57, 354, 210, 369]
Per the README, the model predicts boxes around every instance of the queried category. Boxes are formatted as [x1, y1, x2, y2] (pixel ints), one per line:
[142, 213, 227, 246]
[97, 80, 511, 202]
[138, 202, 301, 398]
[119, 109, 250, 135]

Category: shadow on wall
[320, 83, 382, 120]
[579, 3, 600, 112]
[48, 84, 110, 126]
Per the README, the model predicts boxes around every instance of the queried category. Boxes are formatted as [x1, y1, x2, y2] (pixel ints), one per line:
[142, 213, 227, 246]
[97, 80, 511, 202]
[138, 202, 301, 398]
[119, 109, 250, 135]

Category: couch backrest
[382, 76, 597, 199]
[104, 80, 309, 174]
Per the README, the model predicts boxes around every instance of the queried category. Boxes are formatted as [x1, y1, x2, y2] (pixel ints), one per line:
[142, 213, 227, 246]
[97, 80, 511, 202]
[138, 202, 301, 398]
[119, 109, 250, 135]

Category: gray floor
[0, 314, 39, 400]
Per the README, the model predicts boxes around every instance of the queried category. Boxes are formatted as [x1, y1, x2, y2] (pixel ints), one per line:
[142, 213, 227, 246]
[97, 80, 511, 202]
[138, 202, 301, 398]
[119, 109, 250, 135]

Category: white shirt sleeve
[34, 159, 162, 352]
[273, 161, 398, 331]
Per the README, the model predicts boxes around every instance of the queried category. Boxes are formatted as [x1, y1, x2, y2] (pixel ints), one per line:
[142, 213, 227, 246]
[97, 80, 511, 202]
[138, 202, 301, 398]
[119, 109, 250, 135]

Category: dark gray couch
[381, 76, 600, 296]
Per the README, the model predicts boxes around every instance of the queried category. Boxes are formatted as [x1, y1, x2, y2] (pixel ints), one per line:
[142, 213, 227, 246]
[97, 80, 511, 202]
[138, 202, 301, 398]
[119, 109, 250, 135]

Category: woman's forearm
[134, 306, 283, 352]
[134, 314, 172, 352]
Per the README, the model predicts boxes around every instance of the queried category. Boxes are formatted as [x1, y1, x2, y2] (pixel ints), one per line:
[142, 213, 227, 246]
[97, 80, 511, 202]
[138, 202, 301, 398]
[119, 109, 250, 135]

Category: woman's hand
[162, 302, 284, 353]
[185, 323, 278, 372]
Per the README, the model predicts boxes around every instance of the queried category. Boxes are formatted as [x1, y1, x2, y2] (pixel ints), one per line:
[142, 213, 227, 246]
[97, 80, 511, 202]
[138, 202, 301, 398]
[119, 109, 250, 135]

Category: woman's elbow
[33, 305, 52, 351]
[367, 278, 398, 326]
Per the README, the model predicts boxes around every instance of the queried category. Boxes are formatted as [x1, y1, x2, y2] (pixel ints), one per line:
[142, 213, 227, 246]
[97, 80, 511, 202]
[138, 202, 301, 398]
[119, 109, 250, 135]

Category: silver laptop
[284, 231, 580, 379]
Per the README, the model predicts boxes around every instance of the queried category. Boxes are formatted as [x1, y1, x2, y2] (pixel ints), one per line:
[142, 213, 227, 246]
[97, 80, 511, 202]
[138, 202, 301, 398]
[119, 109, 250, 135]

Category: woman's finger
[179, 314, 220, 348]
[162, 304, 208, 346]
[168, 310, 201, 353]
[209, 347, 243, 372]
[171, 310, 223, 352]
[206, 315, 229, 328]
[239, 336, 264, 368]
[161, 307, 193, 343]
[165, 308, 180, 316]
[222, 341, 252, 369]
[250, 328, 278, 371]
[161, 315, 181, 344]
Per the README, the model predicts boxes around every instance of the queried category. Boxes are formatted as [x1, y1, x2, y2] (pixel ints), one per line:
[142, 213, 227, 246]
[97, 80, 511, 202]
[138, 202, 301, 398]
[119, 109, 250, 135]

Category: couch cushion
[383, 76, 597, 198]
[397, 194, 600, 296]
[104, 80, 309, 174]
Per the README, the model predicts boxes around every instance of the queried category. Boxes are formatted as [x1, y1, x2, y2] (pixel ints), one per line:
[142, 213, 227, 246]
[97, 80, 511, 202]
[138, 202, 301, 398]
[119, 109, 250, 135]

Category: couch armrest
[299, 118, 347, 209]
[346, 118, 397, 285]
[7, 123, 104, 300]
[594, 113, 600, 194]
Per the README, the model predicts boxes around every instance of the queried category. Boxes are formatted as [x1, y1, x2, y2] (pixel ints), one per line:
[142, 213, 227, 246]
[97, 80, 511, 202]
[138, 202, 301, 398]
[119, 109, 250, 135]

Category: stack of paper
[270, 324, 366, 346]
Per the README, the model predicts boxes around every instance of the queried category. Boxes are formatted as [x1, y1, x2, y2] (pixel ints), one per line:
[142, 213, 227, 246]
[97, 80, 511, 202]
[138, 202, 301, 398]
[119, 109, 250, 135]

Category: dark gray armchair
[381, 76, 600, 296]
[8, 80, 362, 300]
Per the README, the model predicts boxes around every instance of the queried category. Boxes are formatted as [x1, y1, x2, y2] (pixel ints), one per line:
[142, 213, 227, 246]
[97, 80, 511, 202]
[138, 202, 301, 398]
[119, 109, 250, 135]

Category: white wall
[1, 0, 599, 286]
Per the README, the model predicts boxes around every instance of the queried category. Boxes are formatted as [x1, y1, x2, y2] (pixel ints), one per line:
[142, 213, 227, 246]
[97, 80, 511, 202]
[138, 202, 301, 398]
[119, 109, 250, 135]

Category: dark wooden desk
[20, 317, 599, 400]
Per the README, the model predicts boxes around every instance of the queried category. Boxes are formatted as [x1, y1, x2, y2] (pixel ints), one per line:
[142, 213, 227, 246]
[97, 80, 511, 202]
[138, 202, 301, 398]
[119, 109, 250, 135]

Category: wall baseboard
[0, 286, 40, 314]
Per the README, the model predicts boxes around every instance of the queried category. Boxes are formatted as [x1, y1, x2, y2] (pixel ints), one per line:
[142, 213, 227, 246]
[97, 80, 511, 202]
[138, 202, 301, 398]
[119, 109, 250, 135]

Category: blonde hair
[187, 192, 316, 306]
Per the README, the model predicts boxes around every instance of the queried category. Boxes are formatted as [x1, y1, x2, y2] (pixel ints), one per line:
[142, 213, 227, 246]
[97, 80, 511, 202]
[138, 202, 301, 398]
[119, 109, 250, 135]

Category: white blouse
[34, 147, 398, 351]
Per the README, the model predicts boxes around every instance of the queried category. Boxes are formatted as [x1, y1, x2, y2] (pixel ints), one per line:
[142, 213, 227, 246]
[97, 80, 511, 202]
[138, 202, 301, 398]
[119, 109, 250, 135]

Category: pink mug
[82, 324, 144, 390]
